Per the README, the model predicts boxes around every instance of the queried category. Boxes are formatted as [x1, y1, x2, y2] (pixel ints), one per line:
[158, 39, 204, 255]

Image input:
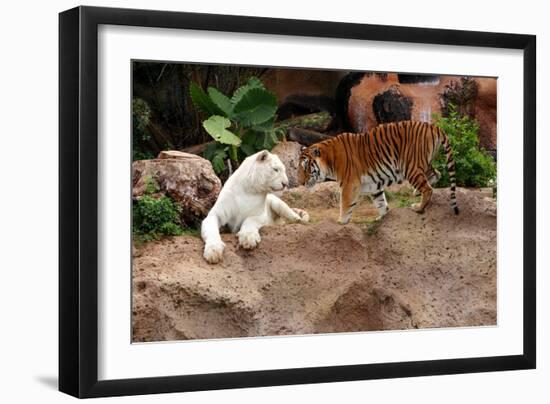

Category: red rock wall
[348, 74, 497, 150]
[475, 78, 497, 151]
[262, 68, 347, 101]
[262, 69, 497, 151]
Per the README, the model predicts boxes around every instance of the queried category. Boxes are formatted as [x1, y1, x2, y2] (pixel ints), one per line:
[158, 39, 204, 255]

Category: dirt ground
[132, 183, 497, 342]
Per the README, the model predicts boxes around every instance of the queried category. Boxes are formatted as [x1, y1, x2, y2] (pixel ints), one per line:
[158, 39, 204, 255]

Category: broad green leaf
[189, 82, 224, 116]
[244, 76, 265, 90]
[273, 126, 286, 140]
[233, 88, 278, 126]
[211, 153, 227, 173]
[268, 130, 278, 145]
[203, 144, 228, 173]
[203, 142, 224, 161]
[241, 129, 258, 145]
[258, 132, 272, 150]
[252, 117, 275, 132]
[261, 131, 278, 150]
[202, 116, 241, 146]
[230, 76, 266, 105]
[207, 87, 233, 117]
[231, 86, 251, 107]
[240, 143, 256, 156]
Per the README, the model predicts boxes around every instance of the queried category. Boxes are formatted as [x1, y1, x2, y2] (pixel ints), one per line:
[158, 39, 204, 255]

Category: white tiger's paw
[203, 241, 225, 264]
[238, 230, 261, 250]
[293, 208, 310, 223]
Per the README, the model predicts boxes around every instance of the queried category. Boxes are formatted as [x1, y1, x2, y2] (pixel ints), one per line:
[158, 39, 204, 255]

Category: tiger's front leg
[339, 181, 361, 224]
[266, 194, 309, 223]
[237, 215, 265, 250]
[371, 190, 389, 219]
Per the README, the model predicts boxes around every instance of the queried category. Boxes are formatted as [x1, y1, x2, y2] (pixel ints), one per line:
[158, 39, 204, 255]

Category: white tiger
[201, 150, 309, 264]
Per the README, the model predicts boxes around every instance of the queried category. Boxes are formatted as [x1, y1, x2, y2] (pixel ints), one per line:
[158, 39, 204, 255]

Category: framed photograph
[59, 6, 536, 398]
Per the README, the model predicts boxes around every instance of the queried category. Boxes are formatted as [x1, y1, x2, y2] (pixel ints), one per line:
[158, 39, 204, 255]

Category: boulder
[132, 151, 221, 225]
[372, 84, 413, 124]
[271, 141, 303, 188]
[348, 73, 392, 132]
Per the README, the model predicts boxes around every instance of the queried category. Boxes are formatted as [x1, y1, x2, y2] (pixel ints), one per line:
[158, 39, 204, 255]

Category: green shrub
[189, 77, 282, 174]
[133, 195, 183, 240]
[144, 176, 159, 195]
[132, 98, 156, 161]
[433, 104, 496, 188]
[439, 77, 479, 118]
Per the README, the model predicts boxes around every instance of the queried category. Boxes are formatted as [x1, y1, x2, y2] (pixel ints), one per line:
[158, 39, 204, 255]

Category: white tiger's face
[298, 146, 327, 188]
[246, 150, 289, 193]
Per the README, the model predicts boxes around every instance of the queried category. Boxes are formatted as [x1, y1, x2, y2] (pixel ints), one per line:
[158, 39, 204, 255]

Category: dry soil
[132, 183, 496, 342]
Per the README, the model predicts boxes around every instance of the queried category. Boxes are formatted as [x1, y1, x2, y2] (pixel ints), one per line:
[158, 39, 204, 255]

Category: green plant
[439, 77, 479, 118]
[132, 98, 155, 161]
[190, 77, 281, 173]
[433, 104, 496, 188]
[133, 195, 183, 240]
[144, 176, 159, 195]
[385, 186, 418, 208]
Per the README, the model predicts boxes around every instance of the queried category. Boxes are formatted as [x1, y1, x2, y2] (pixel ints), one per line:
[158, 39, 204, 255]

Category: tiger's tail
[441, 133, 459, 215]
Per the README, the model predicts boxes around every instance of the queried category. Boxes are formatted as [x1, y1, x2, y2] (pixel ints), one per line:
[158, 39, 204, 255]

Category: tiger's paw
[203, 241, 225, 264]
[337, 215, 351, 225]
[375, 209, 389, 221]
[411, 203, 425, 214]
[292, 208, 310, 223]
[376, 206, 389, 220]
[238, 230, 261, 250]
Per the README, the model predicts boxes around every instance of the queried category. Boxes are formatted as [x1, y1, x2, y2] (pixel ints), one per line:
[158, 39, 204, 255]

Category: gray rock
[132, 151, 221, 226]
[271, 141, 303, 188]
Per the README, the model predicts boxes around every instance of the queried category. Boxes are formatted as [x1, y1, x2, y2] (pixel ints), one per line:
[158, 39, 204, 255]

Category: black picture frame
[59, 5, 536, 398]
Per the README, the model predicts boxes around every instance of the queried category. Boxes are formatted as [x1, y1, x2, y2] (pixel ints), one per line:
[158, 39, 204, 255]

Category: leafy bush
[144, 176, 159, 195]
[433, 105, 496, 188]
[439, 77, 479, 118]
[132, 98, 156, 161]
[190, 77, 282, 173]
[133, 195, 183, 241]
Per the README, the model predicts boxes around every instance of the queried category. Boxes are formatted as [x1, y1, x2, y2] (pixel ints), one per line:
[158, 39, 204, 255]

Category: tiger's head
[298, 145, 330, 188]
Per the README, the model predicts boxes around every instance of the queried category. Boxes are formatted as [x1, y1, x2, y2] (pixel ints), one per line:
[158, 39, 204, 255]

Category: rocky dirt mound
[132, 185, 496, 342]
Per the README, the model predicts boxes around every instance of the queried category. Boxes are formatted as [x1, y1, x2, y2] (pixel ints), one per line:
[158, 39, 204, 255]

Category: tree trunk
[181, 141, 214, 155]
[274, 111, 332, 134]
[147, 122, 175, 152]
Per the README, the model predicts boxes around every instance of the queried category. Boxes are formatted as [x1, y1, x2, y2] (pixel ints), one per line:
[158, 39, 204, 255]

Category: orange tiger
[298, 121, 458, 224]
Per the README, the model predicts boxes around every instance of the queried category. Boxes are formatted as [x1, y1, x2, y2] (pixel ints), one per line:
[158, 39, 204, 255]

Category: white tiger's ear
[300, 146, 306, 152]
[312, 147, 321, 157]
[256, 150, 270, 162]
